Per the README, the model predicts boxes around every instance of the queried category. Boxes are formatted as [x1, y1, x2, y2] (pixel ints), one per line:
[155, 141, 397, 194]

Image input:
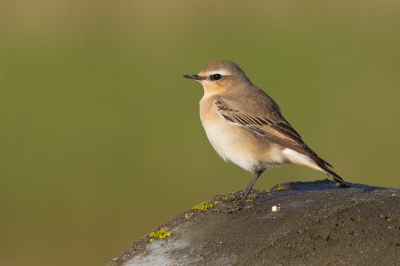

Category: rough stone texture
[108, 181, 400, 266]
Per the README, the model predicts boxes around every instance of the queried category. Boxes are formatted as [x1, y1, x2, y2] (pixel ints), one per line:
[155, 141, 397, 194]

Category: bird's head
[184, 60, 251, 97]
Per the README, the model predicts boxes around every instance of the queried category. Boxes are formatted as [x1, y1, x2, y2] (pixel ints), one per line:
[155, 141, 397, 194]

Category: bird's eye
[210, 74, 222, 81]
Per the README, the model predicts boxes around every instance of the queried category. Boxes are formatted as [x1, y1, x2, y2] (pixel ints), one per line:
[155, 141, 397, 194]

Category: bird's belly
[202, 119, 284, 172]
[204, 122, 254, 171]
[200, 96, 285, 172]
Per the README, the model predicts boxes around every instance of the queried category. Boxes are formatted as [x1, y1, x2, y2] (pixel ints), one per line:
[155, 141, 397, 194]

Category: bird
[183, 60, 348, 209]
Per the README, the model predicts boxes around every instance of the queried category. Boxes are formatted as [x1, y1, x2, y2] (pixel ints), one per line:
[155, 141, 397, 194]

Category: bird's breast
[199, 97, 259, 172]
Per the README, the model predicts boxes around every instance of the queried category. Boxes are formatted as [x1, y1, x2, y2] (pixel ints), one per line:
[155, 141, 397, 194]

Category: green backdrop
[1, 1, 399, 265]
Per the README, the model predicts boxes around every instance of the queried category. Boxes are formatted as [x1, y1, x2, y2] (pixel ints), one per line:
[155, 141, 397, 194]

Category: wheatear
[184, 60, 348, 209]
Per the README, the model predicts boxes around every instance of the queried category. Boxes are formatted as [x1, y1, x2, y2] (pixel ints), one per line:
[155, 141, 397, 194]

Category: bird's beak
[183, 74, 202, 81]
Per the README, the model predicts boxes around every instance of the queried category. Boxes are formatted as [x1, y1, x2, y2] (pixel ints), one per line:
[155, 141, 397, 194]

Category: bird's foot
[211, 189, 263, 213]
[213, 189, 262, 202]
[213, 191, 243, 202]
[212, 199, 260, 213]
[212, 204, 244, 213]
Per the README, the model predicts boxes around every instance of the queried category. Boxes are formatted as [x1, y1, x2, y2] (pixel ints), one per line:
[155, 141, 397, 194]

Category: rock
[107, 181, 400, 266]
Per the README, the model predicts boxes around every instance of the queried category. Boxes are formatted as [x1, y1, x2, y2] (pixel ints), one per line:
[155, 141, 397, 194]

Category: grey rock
[108, 181, 400, 266]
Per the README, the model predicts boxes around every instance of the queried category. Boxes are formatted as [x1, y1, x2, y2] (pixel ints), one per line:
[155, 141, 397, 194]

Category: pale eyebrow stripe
[208, 70, 231, 76]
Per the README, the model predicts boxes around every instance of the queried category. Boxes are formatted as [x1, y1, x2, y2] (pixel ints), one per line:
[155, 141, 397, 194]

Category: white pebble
[272, 206, 280, 212]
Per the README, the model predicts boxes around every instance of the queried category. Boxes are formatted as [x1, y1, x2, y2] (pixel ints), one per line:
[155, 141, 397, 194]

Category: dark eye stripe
[209, 74, 222, 81]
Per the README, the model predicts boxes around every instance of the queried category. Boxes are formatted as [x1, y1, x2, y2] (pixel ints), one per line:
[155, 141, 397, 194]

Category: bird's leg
[213, 169, 264, 213]
[237, 169, 264, 208]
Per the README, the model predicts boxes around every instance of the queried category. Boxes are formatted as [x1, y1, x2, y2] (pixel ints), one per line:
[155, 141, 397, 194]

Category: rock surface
[108, 181, 400, 266]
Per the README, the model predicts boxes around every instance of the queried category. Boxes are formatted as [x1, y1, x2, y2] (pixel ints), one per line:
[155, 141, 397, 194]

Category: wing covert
[214, 97, 333, 168]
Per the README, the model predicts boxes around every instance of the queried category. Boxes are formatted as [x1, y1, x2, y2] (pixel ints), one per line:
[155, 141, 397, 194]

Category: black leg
[238, 170, 264, 206]
[213, 169, 265, 213]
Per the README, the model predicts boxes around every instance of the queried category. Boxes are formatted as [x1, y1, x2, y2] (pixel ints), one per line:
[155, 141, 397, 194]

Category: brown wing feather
[214, 98, 334, 169]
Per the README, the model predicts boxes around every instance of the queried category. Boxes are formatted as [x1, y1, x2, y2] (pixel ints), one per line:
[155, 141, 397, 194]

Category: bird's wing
[214, 98, 333, 168]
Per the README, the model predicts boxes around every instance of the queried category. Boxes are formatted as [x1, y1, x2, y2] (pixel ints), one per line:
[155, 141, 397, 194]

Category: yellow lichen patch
[149, 229, 172, 242]
[246, 198, 254, 202]
[213, 200, 222, 205]
[192, 202, 213, 211]
[277, 184, 287, 191]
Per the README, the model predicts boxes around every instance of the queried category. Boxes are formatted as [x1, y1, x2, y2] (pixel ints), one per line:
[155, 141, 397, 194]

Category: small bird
[183, 60, 348, 209]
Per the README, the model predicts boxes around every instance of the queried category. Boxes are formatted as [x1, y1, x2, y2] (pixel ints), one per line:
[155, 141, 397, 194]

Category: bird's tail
[316, 162, 349, 187]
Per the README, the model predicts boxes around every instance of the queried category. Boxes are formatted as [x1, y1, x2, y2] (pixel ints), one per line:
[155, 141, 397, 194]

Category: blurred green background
[1, 1, 399, 265]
